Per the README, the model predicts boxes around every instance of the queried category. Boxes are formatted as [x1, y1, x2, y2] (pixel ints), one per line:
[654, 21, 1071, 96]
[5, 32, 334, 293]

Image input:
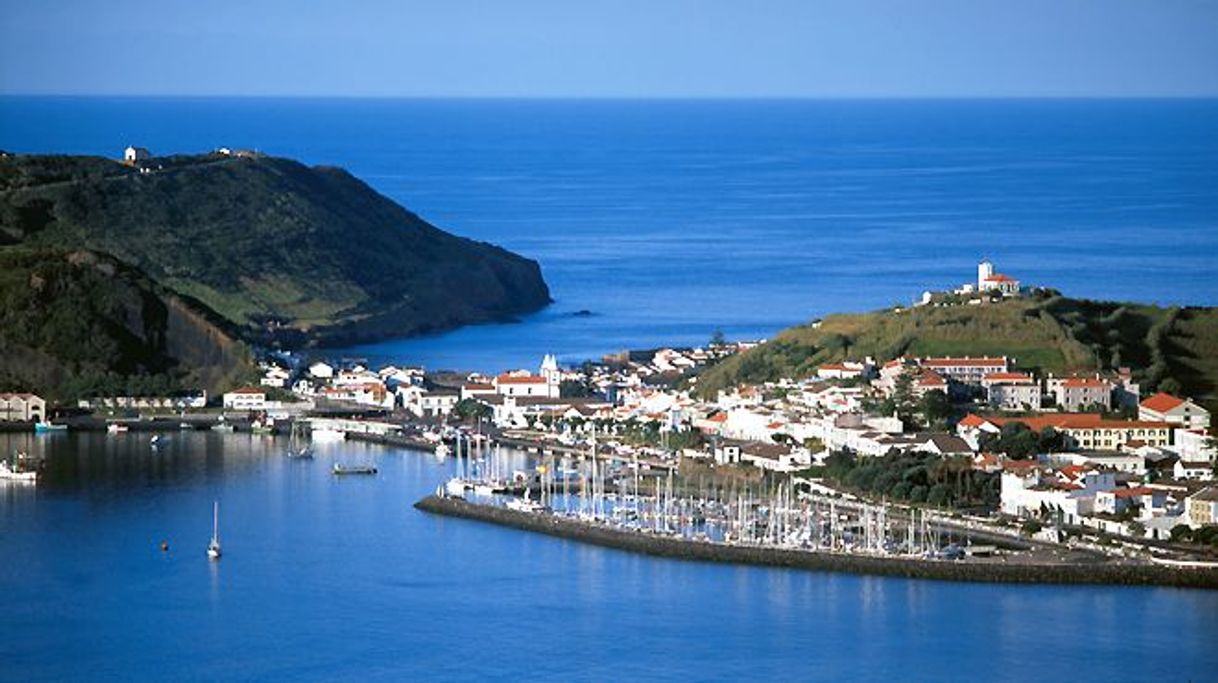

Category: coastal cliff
[0, 152, 551, 349]
[0, 248, 251, 399]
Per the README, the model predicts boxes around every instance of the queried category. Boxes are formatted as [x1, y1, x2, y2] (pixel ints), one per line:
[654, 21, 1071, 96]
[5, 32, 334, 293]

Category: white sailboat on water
[207, 500, 222, 560]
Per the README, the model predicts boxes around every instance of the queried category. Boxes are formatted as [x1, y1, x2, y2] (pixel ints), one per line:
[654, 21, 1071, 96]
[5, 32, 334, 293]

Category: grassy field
[696, 293, 1218, 413]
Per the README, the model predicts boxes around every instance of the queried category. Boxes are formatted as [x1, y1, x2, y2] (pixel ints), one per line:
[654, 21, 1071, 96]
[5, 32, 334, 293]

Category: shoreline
[414, 495, 1218, 590]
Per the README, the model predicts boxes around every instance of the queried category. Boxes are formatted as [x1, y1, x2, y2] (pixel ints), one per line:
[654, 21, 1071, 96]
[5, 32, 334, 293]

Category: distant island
[0, 148, 551, 398]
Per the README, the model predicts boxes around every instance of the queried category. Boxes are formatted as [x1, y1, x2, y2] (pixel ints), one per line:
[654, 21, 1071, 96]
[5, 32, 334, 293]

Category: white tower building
[540, 354, 560, 386]
[977, 259, 994, 290]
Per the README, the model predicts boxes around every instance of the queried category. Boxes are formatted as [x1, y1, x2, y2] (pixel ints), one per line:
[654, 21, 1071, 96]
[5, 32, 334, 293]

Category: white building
[308, 362, 335, 380]
[982, 372, 1041, 411]
[123, 146, 150, 163]
[976, 259, 1020, 296]
[223, 388, 267, 411]
[0, 393, 46, 422]
[1139, 393, 1210, 430]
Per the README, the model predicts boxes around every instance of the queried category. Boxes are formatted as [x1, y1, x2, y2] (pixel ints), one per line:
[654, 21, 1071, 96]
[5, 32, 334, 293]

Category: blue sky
[2, 0, 1216, 97]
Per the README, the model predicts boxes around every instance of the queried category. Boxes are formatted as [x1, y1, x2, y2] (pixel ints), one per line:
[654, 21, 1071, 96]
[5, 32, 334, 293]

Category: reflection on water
[1, 431, 1217, 681]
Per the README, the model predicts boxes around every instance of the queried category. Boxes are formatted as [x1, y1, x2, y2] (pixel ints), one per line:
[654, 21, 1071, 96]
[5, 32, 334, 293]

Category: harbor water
[2, 432, 1217, 681]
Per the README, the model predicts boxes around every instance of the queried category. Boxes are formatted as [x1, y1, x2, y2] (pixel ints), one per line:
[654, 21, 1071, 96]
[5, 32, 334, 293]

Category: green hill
[696, 293, 1218, 411]
[0, 247, 252, 400]
[0, 152, 550, 347]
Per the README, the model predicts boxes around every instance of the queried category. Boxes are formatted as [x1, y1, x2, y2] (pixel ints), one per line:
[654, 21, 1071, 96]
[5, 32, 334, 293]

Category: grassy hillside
[696, 293, 1218, 410]
[0, 152, 551, 347]
[0, 248, 252, 400]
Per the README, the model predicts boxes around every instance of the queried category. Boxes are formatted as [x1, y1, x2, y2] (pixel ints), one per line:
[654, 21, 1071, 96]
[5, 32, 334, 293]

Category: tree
[709, 329, 726, 348]
[1158, 377, 1183, 395]
[919, 390, 952, 430]
[452, 398, 491, 422]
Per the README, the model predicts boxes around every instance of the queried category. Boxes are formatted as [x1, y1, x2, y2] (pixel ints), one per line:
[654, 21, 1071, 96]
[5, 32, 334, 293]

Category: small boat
[150, 434, 165, 447]
[250, 420, 274, 435]
[434, 443, 451, 458]
[107, 423, 129, 434]
[179, 422, 194, 430]
[0, 458, 38, 482]
[444, 477, 466, 497]
[211, 422, 235, 433]
[506, 497, 545, 513]
[311, 427, 346, 442]
[207, 500, 222, 560]
[34, 421, 67, 433]
[332, 464, 377, 476]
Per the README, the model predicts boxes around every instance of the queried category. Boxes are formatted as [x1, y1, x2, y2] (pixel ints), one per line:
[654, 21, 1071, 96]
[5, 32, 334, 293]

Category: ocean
[2, 97, 1216, 371]
[1, 98, 1217, 681]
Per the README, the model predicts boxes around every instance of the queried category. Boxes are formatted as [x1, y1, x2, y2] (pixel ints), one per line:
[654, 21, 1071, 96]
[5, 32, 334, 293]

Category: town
[4, 260, 1216, 559]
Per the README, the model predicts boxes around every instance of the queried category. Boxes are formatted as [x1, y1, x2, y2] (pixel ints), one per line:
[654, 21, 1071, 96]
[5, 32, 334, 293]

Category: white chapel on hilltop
[954, 258, 1021, 297]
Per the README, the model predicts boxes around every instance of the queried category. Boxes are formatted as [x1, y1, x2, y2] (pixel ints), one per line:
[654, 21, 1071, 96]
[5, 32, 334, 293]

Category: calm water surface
[1, 433, 1216, 682]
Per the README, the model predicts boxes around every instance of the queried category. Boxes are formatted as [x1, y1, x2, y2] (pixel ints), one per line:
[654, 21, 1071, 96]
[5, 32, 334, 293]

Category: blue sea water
[2, 98, 1216, 370]
[2, 432, 1217, 682]
[2, 99, 1218, 681]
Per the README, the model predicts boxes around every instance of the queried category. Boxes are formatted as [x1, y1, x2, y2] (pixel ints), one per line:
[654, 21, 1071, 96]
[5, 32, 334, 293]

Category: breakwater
[415, 496, 1218, 589]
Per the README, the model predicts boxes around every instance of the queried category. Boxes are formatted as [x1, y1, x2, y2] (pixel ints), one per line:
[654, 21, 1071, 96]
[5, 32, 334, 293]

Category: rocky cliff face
[0, 248, 251, 400]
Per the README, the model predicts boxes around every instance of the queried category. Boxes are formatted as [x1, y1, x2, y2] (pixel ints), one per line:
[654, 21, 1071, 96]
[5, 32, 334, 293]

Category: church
[974, 259, 1020, 296]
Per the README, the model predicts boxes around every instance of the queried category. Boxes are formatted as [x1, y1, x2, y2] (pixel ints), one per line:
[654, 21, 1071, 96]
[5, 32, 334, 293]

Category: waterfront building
[1186, 487, 1218, 527]
[1051, 376, 1113, 412]
[976, 258, 1021, 296]
[1139, 393, 1211, 430]
[222, 388, 267, 411]
[0, 393, 46, 422]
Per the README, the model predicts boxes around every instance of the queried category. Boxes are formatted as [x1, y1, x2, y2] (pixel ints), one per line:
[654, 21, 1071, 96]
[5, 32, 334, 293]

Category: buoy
[160, 541, 169, 552]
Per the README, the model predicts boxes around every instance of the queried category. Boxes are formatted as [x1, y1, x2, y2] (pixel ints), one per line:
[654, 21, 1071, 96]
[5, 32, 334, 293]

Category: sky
[2, 0, 1217, 98]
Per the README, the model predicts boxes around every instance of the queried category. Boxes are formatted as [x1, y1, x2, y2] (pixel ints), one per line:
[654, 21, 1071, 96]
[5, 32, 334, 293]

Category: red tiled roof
[917, 370, 947, 386]
[1112, 487, 1154, 498]
[229, 387, 264, 395]
[922, 357, 1007, 367]
[495, 375, 549, 385]
[984, 413, 1172, 432]
[1140, 392, 1185, 413]
[984, 372, 1032, 383]
[983, 273, 1018, 283]
[959, 414, 989, 428]
[1062, 378, 1109, 388]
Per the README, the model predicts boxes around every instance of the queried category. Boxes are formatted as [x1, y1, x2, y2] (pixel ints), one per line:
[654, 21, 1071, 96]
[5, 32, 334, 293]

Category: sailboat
[286, 420, 313, 459]
[207, 500, 222, 560]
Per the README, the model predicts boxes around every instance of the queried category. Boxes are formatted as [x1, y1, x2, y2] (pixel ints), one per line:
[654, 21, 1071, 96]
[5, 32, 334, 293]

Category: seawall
[414, 496, 1218, 590]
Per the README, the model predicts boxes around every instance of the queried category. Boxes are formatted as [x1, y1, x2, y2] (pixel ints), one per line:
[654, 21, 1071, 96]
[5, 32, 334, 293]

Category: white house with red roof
[977, 259, 1020, 296]
[222, 387, 267, 411]
[1139, 392, 1210, 430]
[982, 371, 1042, 411]
[1052, 376, 1113, 412]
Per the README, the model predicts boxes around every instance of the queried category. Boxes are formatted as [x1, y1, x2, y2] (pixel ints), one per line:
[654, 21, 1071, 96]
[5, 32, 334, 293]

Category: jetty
[415, 496, 1218, 589]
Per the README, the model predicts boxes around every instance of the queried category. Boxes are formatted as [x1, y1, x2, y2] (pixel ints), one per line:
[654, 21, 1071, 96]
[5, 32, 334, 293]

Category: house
[260, 365, 291, 388]
[815, 360, 873, 381]
[913, 433, 974, 457]
[1095, 486, 1160, 516]
[1139, 393, 1210, 430]
[737, 441, 809, 473]
[1000, 465, 1113, 524]
[982, 372, 1042, 411]
[308, 362, 335, 380]
[957, 413, 1173, 451]
[493, 373, 559, 399]
[1173, 428, 1217, 464]
[460, 383, 497, 401]
[913, 370, 948, 398]
[1051, 376, 1112, 412]
[123, 146, 150, 163]
[919, 357, 1011, 385]
[1173, 460, 1214, 481]
[222, 388, 267, 411]
[0, 393, 47, 422]
[1186, 487, 1218, 527]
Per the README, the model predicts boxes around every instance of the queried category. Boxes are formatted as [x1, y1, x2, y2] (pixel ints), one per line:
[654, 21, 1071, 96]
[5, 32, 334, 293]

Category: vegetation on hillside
[0, 247, 252, 400]
[809, 451, 1000, 511]
[697, 293, 1218, 412]
[0, 152, 551, 348]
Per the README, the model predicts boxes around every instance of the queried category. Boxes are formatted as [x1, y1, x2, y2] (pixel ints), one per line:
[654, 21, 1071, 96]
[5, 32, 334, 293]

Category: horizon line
[3, 93, 1218, 102]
